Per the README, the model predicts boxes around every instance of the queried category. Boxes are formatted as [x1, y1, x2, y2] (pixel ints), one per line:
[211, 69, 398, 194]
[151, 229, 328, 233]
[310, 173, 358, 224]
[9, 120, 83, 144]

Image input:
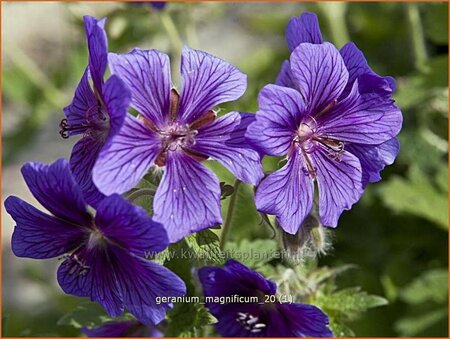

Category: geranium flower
[246, 41, 402, 233]
[93, 47, 263, 242]
[198, 259, 332, 337]
[60, 16, 130, 206]
[277, 12, 400, 187]
[5, 159, 185, 325]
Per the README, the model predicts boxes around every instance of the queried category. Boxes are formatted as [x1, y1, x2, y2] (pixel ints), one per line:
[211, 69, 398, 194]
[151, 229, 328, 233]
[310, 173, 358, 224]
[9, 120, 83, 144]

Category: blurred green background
[2, 1, 448, 337]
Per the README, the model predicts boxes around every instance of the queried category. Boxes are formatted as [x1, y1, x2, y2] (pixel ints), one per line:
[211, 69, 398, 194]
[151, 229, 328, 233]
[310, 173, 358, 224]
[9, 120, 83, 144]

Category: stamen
[315, 99, 337, 118]
[314, 137, 345, 162]
[59, 118, 89, 139]
[65, 253, 90, 276]
[301, 148, 317, 179]
[235, 313, 266, 333]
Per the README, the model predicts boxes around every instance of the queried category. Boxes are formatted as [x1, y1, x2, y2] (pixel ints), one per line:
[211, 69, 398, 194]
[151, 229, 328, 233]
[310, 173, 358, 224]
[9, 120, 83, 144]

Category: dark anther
[59, 119, 70, 139]
[59, 118, 88, 139]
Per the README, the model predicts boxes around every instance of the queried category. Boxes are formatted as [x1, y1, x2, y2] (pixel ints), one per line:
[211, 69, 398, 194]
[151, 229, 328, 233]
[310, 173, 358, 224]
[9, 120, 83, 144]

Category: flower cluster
[6, 11, 402, 337]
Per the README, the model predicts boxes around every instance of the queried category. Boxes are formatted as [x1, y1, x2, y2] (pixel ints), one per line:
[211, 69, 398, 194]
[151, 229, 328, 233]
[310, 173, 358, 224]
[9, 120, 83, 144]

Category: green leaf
[379, 166, 448, 230]
[57, 302, 132, 329]
[328, 319, 355, 337]
[165, 303, 216, 337]
[225, 238, 278, 269]
[307, 264, 357, 286]
[400, 268, 448, 305]
[423, 3, 448, 45]
[317, 287, 388, 321]
[184, 229, 224, 265]
[395, 307, 448, 336]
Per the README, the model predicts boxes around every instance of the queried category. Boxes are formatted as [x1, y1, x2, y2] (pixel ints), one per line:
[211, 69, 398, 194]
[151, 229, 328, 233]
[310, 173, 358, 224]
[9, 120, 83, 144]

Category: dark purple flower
[61, 16, 130, 207]
[276, 12, 400, 187]
[92, 47, 263, 242]
[149, 1, 167, 10]
[82, 319, 163, 337]
[5, 159, 186, 325]
[246, 40, 402, 234]
[198, 259, 332, 337]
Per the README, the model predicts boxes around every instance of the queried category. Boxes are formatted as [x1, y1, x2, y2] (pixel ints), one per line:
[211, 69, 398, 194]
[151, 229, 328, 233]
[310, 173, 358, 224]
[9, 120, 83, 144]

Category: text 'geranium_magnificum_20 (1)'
[5, 159, 186, 326]
[198, 259, 333, 337]
[246, 12, 403, 234]
[92, 47, 264, 242]
[60, 16, 131, 208]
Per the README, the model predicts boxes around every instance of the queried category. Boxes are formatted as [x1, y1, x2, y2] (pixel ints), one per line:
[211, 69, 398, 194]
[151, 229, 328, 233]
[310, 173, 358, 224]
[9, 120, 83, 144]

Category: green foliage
[165, 303, 217, 337]
[318, 287, 388, 320]
[184, 229, 225, 265]
[422, 2, 448, 45]
[226, 238, 278, 269]
[394, 268, 448, 336]
[266, 264, 389, 338]
[395, 307, 448, 337]
[400, 269, 448, 305]
[379, 166, 448, 230]
[57, 302, 132, 329]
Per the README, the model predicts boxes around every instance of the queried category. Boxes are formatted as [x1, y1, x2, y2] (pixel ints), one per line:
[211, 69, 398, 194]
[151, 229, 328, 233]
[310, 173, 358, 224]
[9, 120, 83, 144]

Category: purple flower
[277, 12, 400, 187]
[5, 159, 186, 325]
[132, 2, 167, 11]
[245, 16, 402, 234]
[246, 13, 402, 234]
[92, 47, 263, 242]
[149, 1, 167, 10]
[61, 16, 130, 207]
[198, 260, 332, 337]
[82, 319, 163, 337]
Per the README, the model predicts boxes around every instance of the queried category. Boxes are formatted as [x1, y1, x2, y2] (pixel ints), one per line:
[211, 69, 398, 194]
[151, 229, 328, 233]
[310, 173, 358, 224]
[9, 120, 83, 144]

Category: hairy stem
[220, 179, 241, 250]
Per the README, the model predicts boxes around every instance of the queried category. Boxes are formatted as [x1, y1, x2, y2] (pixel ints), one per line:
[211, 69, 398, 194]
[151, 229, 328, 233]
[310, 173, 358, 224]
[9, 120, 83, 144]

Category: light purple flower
[246, 41, 402, 234]
[5, 159, 186, 325]
[93, 47, 263, 242]
[61, 16, 130, 207]
[276, 12, 400, 187]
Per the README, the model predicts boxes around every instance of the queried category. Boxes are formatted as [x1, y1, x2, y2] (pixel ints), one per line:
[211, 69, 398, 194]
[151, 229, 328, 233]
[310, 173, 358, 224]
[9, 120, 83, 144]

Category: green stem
[316, 2, 349, 48]
[185, 4, 199, 48]
[126, 188, 156, 202]
[406, 2, 428, 71]
[7, 43, 66, 108]
[160, 11, 183, 54]
[220, 179, 241, 250]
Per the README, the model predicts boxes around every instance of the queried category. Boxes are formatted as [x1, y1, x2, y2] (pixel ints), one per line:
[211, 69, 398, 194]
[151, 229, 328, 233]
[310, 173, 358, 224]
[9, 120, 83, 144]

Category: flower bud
[281, 204, 331, 264]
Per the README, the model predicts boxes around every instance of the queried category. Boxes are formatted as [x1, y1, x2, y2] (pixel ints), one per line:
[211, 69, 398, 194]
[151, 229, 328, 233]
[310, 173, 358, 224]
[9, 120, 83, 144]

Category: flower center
[87, 227, 107, 250]
[160, 123, 198, 151]
[292, 102, 346, 179]
[236, 312, 267, 333]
